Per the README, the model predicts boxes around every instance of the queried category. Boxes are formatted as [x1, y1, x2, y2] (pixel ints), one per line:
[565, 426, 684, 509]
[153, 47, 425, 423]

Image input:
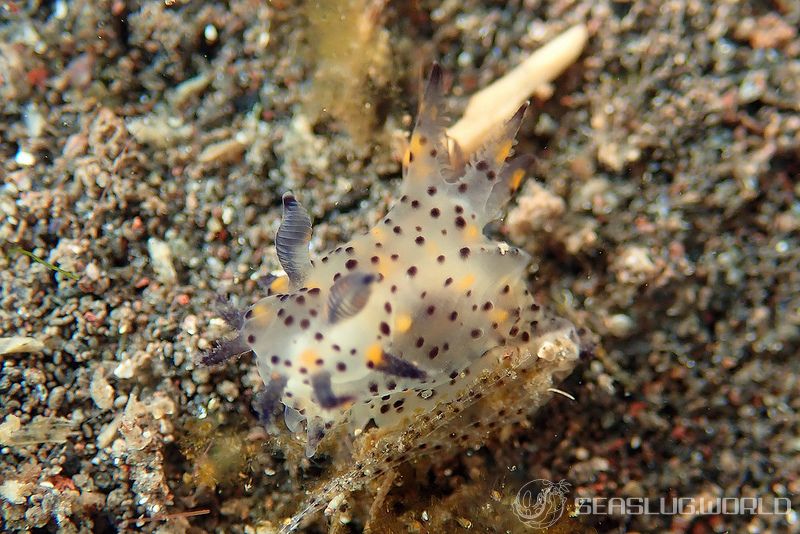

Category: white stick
[448, 24, 589, 155]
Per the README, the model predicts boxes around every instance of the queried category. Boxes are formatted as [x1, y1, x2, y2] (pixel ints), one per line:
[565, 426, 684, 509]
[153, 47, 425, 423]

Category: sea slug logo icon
[512, 479, 571, 529]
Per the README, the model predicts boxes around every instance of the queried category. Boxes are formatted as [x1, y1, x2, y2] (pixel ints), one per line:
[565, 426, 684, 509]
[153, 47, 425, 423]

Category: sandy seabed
[1, 1, 799, 532]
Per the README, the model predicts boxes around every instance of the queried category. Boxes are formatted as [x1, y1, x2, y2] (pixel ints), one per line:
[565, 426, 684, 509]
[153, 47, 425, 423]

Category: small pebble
[90, 368, 115, 411]
[14, 149, 36, 167]
[0, 337, 45, 355]
[147, 238, 178, 285]
[606, 313, 635, 337]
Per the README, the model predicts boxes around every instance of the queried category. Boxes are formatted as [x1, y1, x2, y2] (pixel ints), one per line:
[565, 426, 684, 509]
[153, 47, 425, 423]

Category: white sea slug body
[202, 65, 582, 458]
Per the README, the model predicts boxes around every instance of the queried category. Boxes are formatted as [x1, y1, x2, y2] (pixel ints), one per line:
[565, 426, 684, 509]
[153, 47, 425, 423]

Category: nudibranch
[201, 65, 583, 466]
